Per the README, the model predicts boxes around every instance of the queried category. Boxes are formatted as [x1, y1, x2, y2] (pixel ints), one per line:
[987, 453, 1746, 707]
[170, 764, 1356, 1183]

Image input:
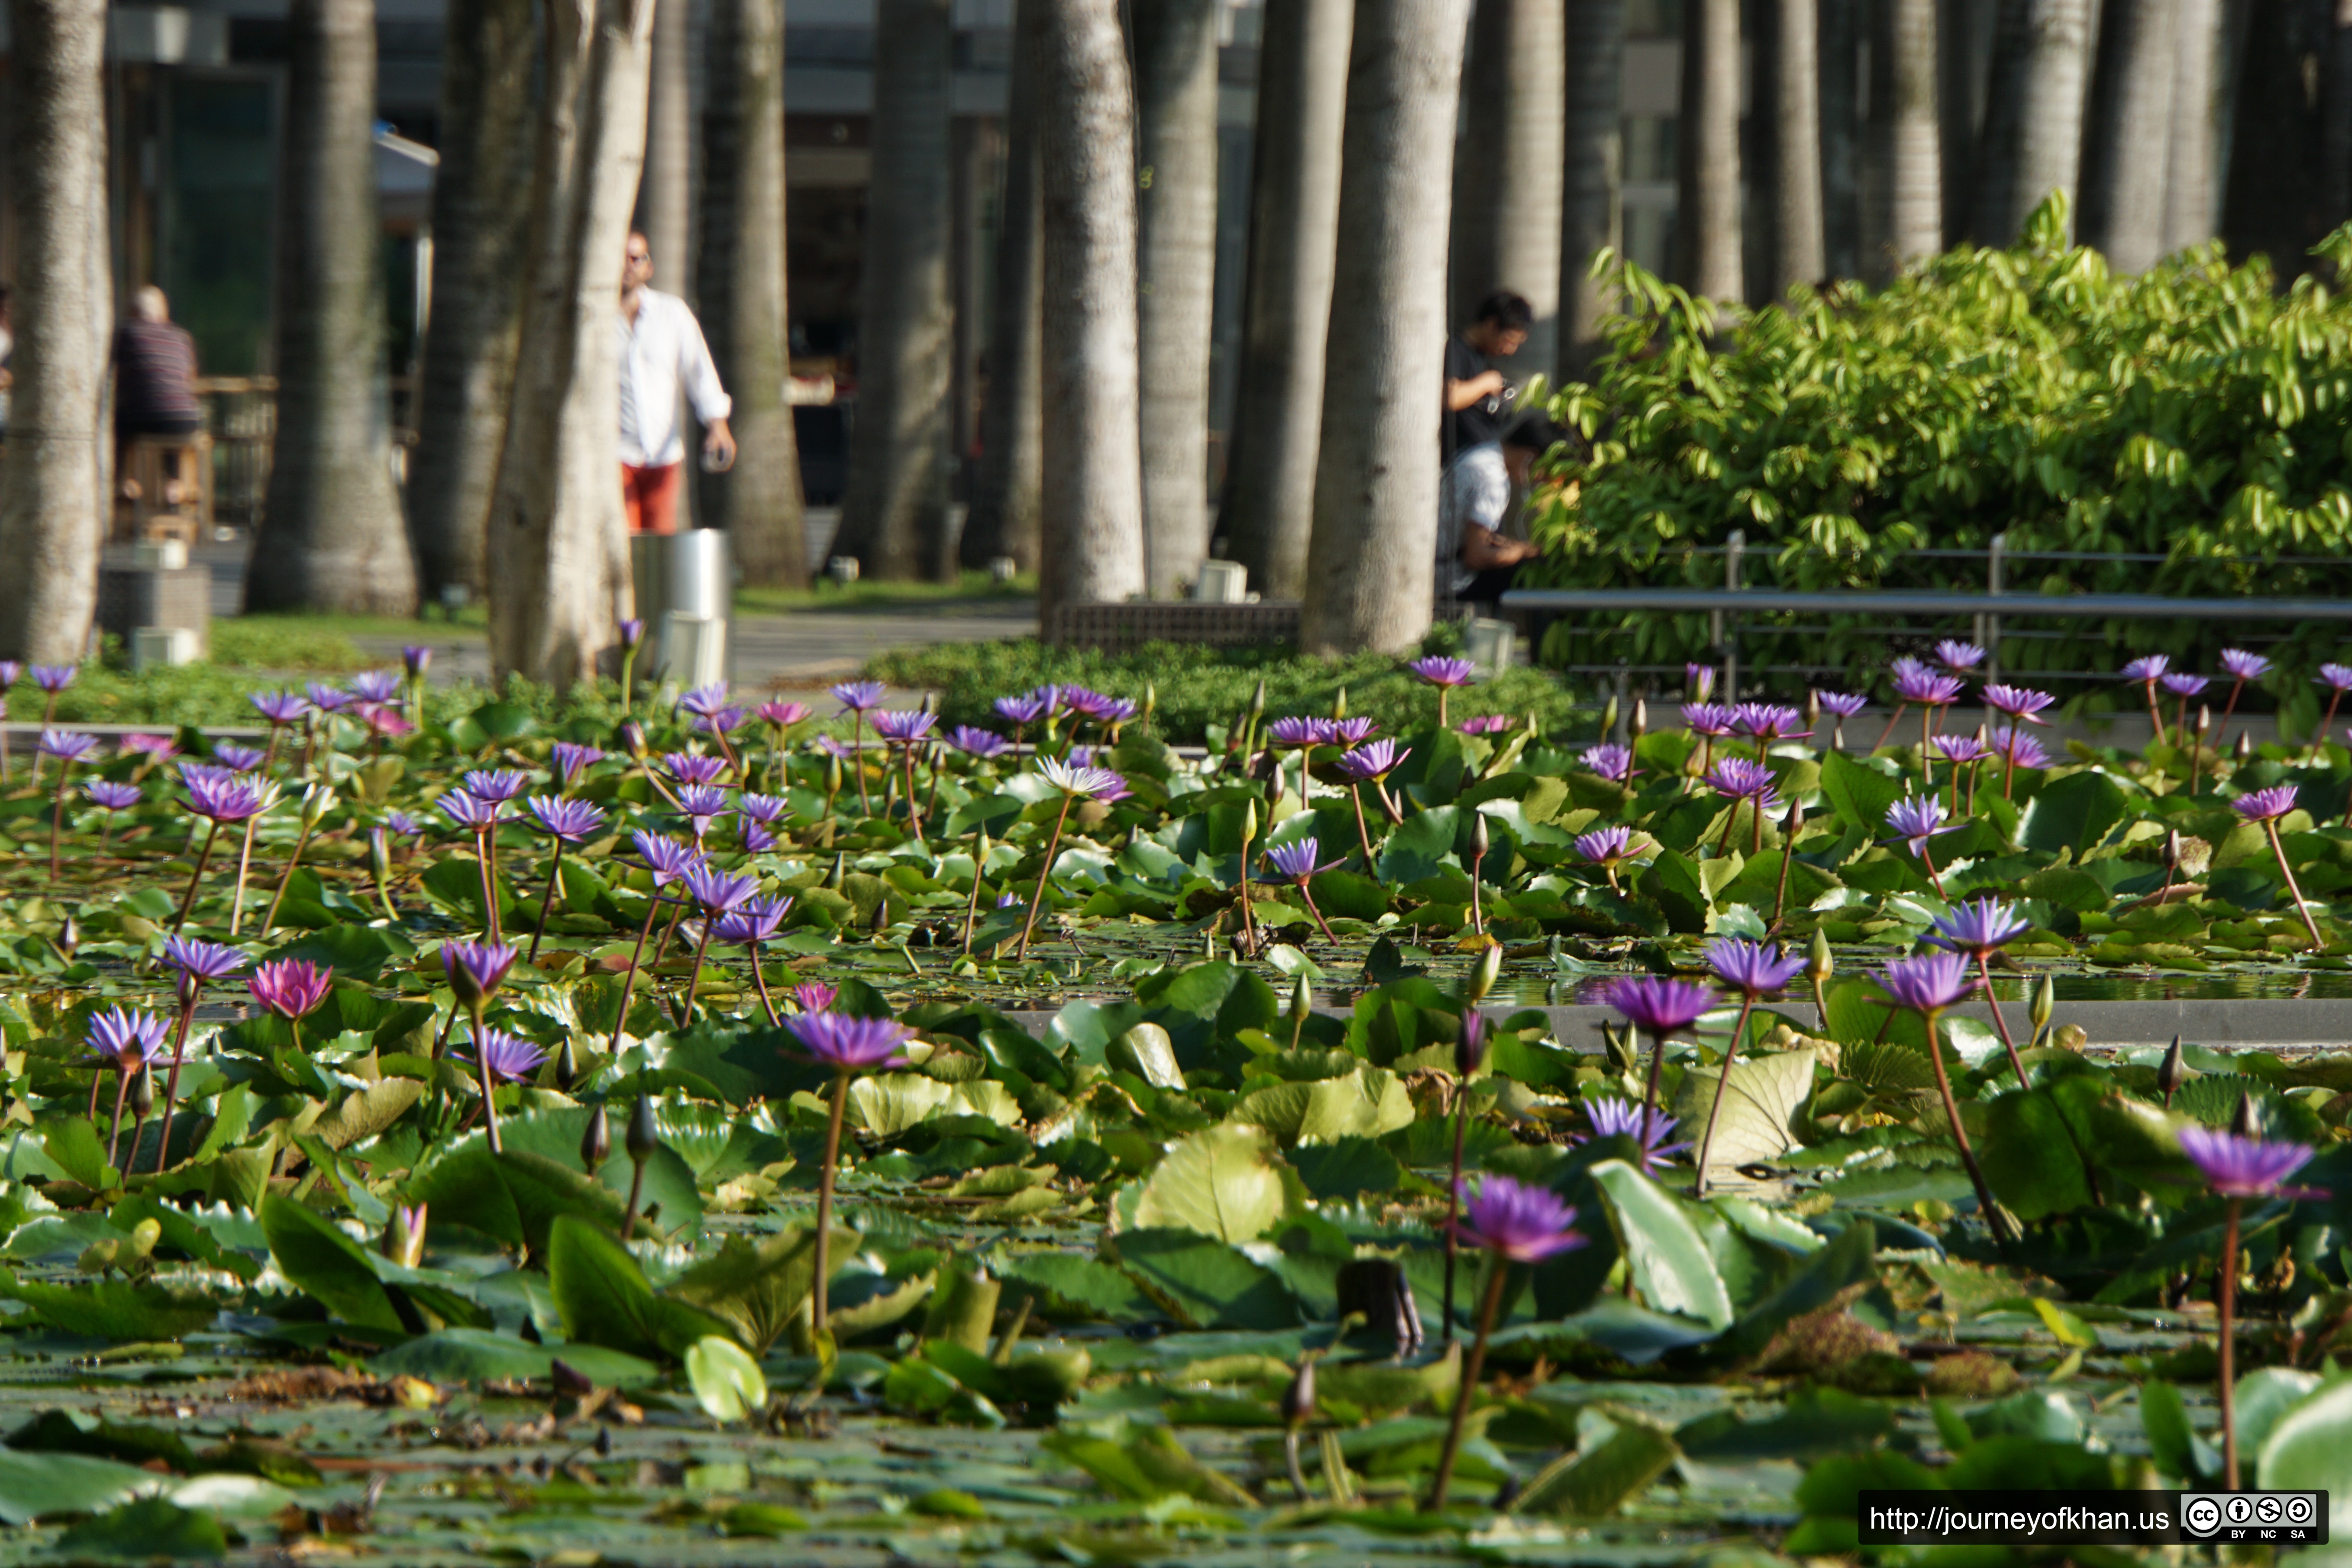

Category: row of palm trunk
[0, 0, 2341, 670]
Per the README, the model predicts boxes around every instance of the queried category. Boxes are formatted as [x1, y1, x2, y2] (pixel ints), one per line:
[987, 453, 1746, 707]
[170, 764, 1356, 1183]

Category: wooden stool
[113, 431, 212, 544]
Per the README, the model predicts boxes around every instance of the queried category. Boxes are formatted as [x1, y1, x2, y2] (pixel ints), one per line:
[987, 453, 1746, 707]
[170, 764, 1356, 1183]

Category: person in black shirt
[1442, 291, 1532, 467]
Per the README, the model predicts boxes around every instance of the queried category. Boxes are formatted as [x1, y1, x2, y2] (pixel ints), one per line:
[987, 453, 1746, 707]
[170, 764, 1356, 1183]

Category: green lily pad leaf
[1588, 1159, 1734, 1331]
[54, 1494, 225, 1560]
[1111, 1228, 1300, 1330]
[665, 1225, 856, 1355]
[1818, 750, 1903, 837]
[0, 1449, 157, 1525]
[1040, 1419, 1257, 1507]
[1671, 1047, 1816, 1174]
[2019, 770, 2129, 854]
[993, 1252, 1149, 1321]
[1289, 1136, 1403, 1201]
[42, 1117, 117, 1193]
[2257, 1376, 2352, 1534]
[1977, 1089, 2097, 1221]
[721, 1502, 811, 1536]
[261, 1193, 406, 1333]
[546, 1213, 738, 1363]
[368, 1328, 658, 1387]
[1512, 1419, 1680, 1516]
[2139, 1377, 2218, 1485]
[1108, 1022, 1186, 1091]
[0, 1276, 218, 1342]
[6, 1409, 194, 1473]
[1131, 1123, 1289, 1243]
[686, 1335, 769, 1423]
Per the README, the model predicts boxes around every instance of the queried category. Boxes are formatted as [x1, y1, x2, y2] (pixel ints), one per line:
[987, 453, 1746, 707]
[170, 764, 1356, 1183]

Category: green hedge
[1526, 197, 2352, 707]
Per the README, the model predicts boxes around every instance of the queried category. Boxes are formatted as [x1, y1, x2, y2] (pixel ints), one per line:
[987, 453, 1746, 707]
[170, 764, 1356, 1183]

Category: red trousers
[622, 462, 682, 535]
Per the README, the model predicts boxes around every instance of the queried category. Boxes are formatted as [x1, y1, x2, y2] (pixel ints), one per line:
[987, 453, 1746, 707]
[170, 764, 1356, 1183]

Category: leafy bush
[864, 629, 1590, 744]
[1526, 198, 2352, 703]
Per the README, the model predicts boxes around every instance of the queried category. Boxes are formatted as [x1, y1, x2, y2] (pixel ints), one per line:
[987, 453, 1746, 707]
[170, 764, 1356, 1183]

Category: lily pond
[4, 648, 2352, 1565]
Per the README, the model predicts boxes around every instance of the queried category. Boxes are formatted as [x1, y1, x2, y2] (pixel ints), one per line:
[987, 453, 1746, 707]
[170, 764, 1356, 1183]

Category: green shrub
[1526, 197, 2352, 711]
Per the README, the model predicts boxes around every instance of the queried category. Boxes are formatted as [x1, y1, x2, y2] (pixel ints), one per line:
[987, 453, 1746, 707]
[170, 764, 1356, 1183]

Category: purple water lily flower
[1814, 690, 1868, 719]
[1037, 756, 1130, 802]
[1335, 739, 1408, 782]
[349, 671, 402, 704]
[674, 784, 732, 837]
[1328, 717, 1379, 746]
[1982, 684, 2055, 724]
[525, 795, 607, 844]
[1409, 656, 1476, 688]
[1451, 1176, 1586, 1262]
[1574, 826, 1639, 865]
[305, 682, 355, 714]
[678, 682, 732, 720]
[1927, 897, 2031, 955]
[1686, 663, 1717, 701]
[438, 790, 504, 832]
[1930, 734, 1988, 763]
[791, 1011, 915, 1072]
[872, 709, 937, 743]
[31, 665, 74, 694]
[185, 771, 265, 824]
[384, 811, 422, 838]
[441, 939, 517, 1004]
[2122, 654, 2172, 684]
[792, 981, 839, 1015]
[2178, 1126, 2324, 1199]
[714, 892, 794, 945]
[467, 1026, 547, 1085]
[86, 780, 142, 812]
[2221, 649, 2272, 682]
[249, 959, 333, 1021]
[993, 692, 1051, 728]
[403, 645, 433, 677]
[619, 618, 646, 650]
[1883, 794, 1955, 853]
[1267, 716, 1328, 747]
[1580, 1097, 1693, 1175]
[462, 769, 531, 805]
[1683, 702, 1736, 737]
[947, 725, 1010, 758]
[830, 680, 887, 713]
[1704, 938, 1806, 997]
[37, 731, 96, 763]
[631, 830, 702, 884]
[1732, 703, 1809, 742]
[1988, 725, 2050, 769]
[165, 936, 247, 986]
[738, 793, 788, 825]
[2234, 785, 2300, 822]
[662, 752, 729, 787]
[89, 1006, 169, 1068]
[1581, 743, 1634, 782]
[695, 706, 748, 737]
[1265, 837, 1341, 882]
[550, 741, 604, 785]
[1933, 639, 1985, 673]
[250, 691, 310, 726]
[2161, 672, 2210, 698]
[758, 699, 813, 727]
[119, 733, 175, 761]
[1889, 660, 1965, 707]
[680, 862, 758, 914]
[1603, 976, 1716, 1036]
[2321, 664, 2352, 694]
[1705, 757, 1782, 805]
[1878, 951, 1974, 1013]
[213, 742, 267, 773]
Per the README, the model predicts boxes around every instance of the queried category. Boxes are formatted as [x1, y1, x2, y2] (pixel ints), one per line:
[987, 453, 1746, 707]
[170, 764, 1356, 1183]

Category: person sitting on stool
[1439, 413, 1562, 608]
[112, 285, 202, 507]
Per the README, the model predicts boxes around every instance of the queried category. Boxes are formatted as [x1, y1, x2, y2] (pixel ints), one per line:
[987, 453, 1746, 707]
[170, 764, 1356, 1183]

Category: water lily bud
[301, 782, 338, 829]
[828, 850, 846, 890]
[1806, 689, 1822, 731]
[1454, 1009, 1488, 1077]
[370, 826, 392, 880]
[1241, 800, 1259, 845]
[1466, 942, 1502, 1005]
[2030, 973, 2055, 1035]
[1629, 699, 1647, 746]
[1806, 927, 1834, 983]
[555, 1036, 579, 1091]
[1783, 792, 1804, 834]
[1599, 695, 1619, 741]
[2197, 703, 2212, 737]
[2233, 1089, 2260, 1139]
[1470, 812, 1490, 860]
[123, 1218, 161, 1264]
[581, 1102, 612, 1167]
[626, 1093, 659, 1163]
[1291, 967, 1313, 1020]
[1331, 686, 1348, 721]
[383, 1204, 426, 1269]
[131, 1065, 153, 1117]
[1248, 679, 1267, 723]
[2163, 828, 2182, 871]
[2235, 731, 2254, 764]
[1281, 1358, 1316, 1429]
[826, 752, 844, 796]
[56, 916, 78, 962]
[1143, 682, 1156, 720]
[618, 719, 649, 762]
[2157, 1035, 2185, 1100]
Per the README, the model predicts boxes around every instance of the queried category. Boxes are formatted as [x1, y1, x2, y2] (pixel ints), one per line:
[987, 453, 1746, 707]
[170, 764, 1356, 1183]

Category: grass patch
[734, 570, 1035, 616]
[865, 627, 1591, 744]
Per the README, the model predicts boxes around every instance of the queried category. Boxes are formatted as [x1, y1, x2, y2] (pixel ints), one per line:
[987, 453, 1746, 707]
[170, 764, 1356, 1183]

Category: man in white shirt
[618, 231, 735, 535]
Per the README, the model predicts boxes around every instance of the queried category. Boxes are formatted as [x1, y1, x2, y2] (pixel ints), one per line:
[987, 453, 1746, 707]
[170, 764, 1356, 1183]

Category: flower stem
[172, 820, 223, 935]
[527, 841, 564, 964]
[608, 889, 665, 1058]
[674, 908, 717, 1025]
[229, 812, 263, 935]
[851, 713, 873, 817]
[1976, 952, 2030, 1086]
[1296, 881, 1339, 944]
[150, 988, 202, 1177]
[471, 999, 505, 1155]
[2266, 820, 2326, 951]
[1920, 1005, 2013, 1248]
[1349, 784, 1378, 870]
[1638, 1025, 1672, 1155]
[960, 835, 990, 952]
[745, 942, 781, 1027]
[813, 1070, 849, 1334]
[1425, 1255, 1509, 1513]
[1014, 795, 1075, 960]
[2220, 1195, 2243, 1491]
[1694, 993, 1758, 1199]
[48, 763, 73, 883]
[1441, 1088, 1470, 1343]
[259, 817, 318, 934]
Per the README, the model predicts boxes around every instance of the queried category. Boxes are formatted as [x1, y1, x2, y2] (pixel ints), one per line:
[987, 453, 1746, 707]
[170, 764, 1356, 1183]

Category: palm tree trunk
[1035, 0, 1148, 623]
[635, 0, 696, 531]
[1452, 0, 1566, 376]
[1132, 0, 1221, 595]
[1775, 0, 1827, 290]
[960, 0, 1047, 572]
[1674, 0, 1745, 302]
[1970, 0, 2091, 243]
[485, 0, 656, 690]
[0, 0, 108, 665]
[2164, 0, 2225, 249]
[1299, 0, 1468, 653]
[1890, 0, 1945, 264]
[1220, 0, 1349, 594]
[835, 0, 955, 581]
[1559, 0, 1624, 374]
[1819, 0, 1862, 277]
[407, 0, 536, 605]
[2079, 0, 2177, 268]
[248, 0, 420, 614]
[697, 0, 807, 585]
[2222, 0, 2319, 268]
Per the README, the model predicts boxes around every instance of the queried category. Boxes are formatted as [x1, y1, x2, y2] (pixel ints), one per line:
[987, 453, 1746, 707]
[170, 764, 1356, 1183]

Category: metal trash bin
[630, 529, 730, 690]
